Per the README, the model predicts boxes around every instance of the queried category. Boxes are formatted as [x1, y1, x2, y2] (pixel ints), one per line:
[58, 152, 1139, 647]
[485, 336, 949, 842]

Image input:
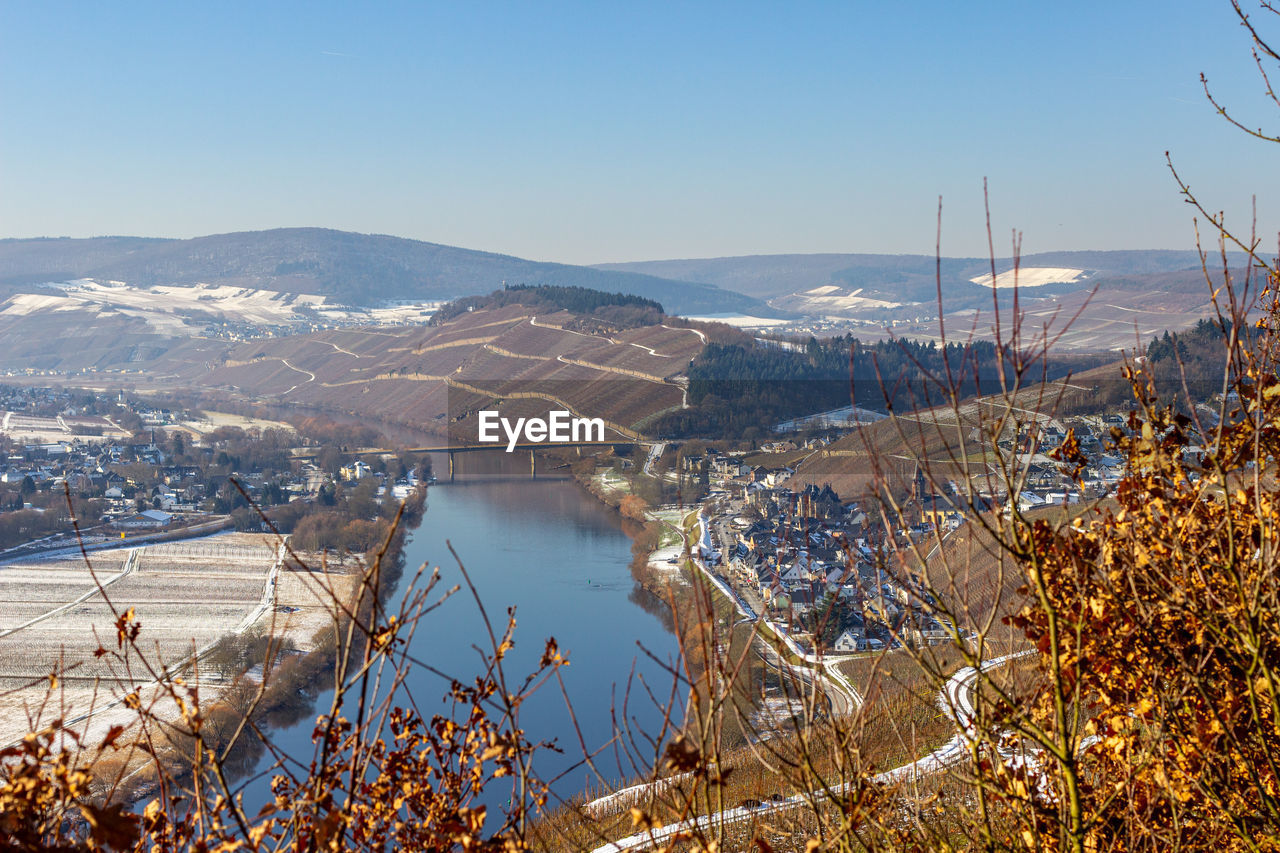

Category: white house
[1016, 492, 1048, 512]
[833, 629, 884, 653]
[764, 467, 794, 487]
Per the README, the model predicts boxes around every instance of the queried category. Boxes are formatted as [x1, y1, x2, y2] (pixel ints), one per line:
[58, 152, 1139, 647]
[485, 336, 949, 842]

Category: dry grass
[528, 672, 959, 852]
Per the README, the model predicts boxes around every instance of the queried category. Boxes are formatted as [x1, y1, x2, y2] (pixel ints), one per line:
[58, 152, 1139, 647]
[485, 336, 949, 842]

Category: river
[235, 476, 681, 816]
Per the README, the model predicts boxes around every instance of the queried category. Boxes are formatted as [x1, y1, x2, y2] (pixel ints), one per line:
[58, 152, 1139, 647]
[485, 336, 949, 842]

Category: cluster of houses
[1, 430, 423, 535]
[0, 386, 82, 413]
[704, 481, 950, 655]
[0, 438, 211, 528]
[681, 453, 800, 489]
[688, 412, 1161, 655]
[992, 414, 1170, 512]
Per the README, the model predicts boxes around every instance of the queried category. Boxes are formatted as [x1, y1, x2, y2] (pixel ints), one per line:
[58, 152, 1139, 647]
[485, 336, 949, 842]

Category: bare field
[0, 533, 360, 755]
[179, 411, 296, 435]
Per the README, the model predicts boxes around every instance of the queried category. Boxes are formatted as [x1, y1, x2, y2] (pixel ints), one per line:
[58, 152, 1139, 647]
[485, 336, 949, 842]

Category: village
[678, 408, 1175, 657]
[0, 384, 424, 557]
[0, 384, 433, 771]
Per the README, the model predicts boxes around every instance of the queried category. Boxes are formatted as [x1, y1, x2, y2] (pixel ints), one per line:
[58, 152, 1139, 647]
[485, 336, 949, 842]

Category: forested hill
[1142, 317, 1233, 402]
[432, 284, 665, 330]
[655, 335, 1102, 439]
[0, 228, 776, 318]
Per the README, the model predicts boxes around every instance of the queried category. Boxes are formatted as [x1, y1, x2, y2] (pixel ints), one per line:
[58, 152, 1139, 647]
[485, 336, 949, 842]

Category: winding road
[279, 358, 316, 395]
[583, 497, 1034, 851]
[589, 650, 1032, 852]
[661, 323, 707, 344]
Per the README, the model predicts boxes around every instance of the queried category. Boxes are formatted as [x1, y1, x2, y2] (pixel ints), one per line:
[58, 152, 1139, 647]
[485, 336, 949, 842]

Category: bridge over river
[291, 441, 641, 482]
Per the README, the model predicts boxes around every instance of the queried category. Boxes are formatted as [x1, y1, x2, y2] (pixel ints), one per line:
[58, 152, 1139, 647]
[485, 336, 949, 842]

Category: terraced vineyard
[0, 301, 706, 440]
[0, 534, 357, 754]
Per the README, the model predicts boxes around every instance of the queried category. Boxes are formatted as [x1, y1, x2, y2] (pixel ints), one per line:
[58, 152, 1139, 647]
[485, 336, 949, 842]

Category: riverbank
[551, 452, 880, 822]
[572, 456, 771, 733]
[82, 486, 428, 807]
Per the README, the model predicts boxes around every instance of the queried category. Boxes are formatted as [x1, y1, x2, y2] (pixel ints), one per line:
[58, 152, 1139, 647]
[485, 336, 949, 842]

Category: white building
[113, 509, 173, 529]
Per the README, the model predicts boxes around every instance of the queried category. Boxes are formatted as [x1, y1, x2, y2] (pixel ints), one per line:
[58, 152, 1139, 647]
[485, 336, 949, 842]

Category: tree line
[657, 334, 1053, 438]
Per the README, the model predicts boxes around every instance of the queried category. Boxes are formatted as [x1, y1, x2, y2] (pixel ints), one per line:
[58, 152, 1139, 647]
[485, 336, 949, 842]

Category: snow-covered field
[180, 411, 296, 435]
[592, 469, 632, 497]
[774, 404, 887, 432]
[798, 286, 904, 310]
[320, 301, 445, 325]
[1, 280, 327, 334]
[0, 280, 442, 335]
[0, 533, 356, 754]
[0, 411, 128, 442]
[681, 313, 791, 328]
[969, 266, 1090, 289]
[774, 285, 907, 316]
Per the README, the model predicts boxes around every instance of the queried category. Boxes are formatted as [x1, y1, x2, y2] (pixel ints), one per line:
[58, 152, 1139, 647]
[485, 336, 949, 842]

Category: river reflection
[235, 479, 681, 814]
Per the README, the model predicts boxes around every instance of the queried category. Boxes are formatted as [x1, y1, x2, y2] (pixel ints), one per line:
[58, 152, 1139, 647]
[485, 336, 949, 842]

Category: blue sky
[2, 1, 1277, 263]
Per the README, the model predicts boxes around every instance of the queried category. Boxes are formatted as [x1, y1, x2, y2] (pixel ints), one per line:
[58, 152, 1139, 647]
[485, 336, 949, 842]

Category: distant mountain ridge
[0, 228, 777, 318]
[591, 247, 1239, 297]
[594, 249, 1232, 302]
[596, 249, 1248, 351]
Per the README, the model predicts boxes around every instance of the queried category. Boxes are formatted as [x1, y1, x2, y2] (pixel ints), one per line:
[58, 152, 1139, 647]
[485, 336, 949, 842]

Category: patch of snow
[681, 314, 791, 328]
[969, 267, 1090, 289]
[2, 280, 442, 333]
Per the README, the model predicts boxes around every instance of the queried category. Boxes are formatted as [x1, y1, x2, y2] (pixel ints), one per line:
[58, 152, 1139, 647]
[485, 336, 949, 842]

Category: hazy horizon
[0, 226, 1222, 269]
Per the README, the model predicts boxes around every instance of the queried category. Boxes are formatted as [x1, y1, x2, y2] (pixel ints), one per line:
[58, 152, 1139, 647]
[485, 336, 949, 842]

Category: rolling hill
[594, 250, 1227, 302]
[597, 250, 1248, 350]
[0, 229, 777, 318]
[0, 295, 705, 442]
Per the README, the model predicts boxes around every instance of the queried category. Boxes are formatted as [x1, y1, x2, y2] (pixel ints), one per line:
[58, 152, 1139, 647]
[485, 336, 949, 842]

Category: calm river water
[237, 477, 681, 813]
